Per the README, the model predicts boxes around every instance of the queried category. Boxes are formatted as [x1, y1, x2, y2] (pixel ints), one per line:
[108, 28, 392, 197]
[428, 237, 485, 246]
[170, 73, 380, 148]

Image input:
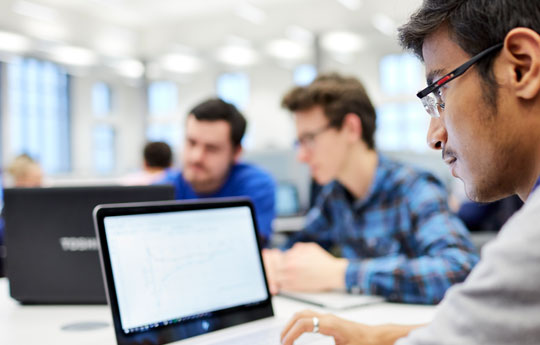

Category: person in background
[161, 98, 276, 246]
[122, 141, 177, 185]
[280, 0, 540, 344]
[263, 73, 478, 304]
[6, 154, 43, 188]
[0, 174, 4, 277]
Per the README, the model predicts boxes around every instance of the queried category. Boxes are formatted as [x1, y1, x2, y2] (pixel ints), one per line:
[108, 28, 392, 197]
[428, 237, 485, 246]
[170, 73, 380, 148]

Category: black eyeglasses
[416, 42, 503, 118]
[295, 124, 333, 150]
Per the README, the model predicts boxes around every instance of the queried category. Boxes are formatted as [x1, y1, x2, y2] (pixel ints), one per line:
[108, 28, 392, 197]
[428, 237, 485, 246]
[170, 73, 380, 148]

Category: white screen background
[103, 206, 268, 331]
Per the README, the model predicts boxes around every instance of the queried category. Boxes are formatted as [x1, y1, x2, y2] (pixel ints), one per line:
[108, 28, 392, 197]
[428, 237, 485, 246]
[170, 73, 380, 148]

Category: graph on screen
[104, 207, 268, 332]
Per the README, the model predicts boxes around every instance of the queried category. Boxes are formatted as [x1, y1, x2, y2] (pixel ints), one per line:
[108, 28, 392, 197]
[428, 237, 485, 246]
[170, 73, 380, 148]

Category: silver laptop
[93, 198, 334, 345]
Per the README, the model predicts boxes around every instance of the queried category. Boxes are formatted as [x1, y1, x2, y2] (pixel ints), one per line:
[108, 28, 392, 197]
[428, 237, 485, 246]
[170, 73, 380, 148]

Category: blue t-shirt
[162, 163, 276, 241]
[0, 185, 3, 246]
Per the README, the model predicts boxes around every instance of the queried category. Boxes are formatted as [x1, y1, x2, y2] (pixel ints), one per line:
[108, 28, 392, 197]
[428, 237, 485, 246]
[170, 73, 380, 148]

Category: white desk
[0, 278, 437, 344]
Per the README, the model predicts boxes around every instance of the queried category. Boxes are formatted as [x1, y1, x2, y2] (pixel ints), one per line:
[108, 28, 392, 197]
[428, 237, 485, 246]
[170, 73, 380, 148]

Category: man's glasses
[416, 42, 503, 118]
[295, 124, 333, 150]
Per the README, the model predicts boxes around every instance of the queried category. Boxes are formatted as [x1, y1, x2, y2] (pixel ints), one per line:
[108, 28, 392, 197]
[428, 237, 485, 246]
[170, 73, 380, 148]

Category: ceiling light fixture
[235, 3, 266, 25]
[266, 39, 308, 61]
[159, 53, 202, 74]
[48, 45, 97, 67]
[12, 0, 58, 22]
[112, 58, 144, 79]
[321, 31, 364, 54]
[0, 31, 31, 53]
[285, 25, 314, 45]
[336, 0, 363, 11]
[216, 45, 258, 66]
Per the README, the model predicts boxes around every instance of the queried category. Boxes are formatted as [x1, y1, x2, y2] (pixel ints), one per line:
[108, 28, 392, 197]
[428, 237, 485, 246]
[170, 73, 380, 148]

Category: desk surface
[0, 278, 437, 345]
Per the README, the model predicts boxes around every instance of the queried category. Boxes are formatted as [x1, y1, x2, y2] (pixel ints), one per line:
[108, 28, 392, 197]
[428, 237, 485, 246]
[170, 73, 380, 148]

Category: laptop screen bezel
[93, 197, 274, 345]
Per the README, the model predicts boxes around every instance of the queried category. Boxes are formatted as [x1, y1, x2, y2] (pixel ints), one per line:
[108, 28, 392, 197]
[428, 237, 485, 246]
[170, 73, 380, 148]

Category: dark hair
[281, 73, 376, 149]
[143, 141, 172, 168]
[189, 98, 247, 147]
[398, 0, 540, 106]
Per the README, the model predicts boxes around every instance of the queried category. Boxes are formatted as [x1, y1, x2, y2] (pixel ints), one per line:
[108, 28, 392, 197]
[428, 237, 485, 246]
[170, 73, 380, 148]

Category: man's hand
[280, 310, 377, 345]
[280, 310, 422, 345]
[279, 242, 348, 292]
[262, 248, 285, 295]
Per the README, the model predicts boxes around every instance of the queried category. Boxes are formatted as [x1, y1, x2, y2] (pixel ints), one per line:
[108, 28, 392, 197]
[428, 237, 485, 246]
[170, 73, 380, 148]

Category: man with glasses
[263, 74, 479, 304]
[280, 1, 540, 344]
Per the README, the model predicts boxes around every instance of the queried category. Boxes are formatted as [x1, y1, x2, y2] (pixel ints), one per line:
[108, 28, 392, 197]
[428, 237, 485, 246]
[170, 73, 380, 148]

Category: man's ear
[502, 28, 540, 100]
[233, 145, 243, 162]
[342, 113, 363, 142]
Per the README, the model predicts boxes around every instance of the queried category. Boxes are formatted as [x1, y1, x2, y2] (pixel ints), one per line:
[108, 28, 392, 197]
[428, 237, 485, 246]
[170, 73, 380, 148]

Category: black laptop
[93, 198, 334, 345]
[3, 185, 174, 304]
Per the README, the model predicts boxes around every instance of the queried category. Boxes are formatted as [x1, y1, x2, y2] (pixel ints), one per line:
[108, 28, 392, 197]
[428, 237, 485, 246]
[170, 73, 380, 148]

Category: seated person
[263, 74, 479, 304]
[0, 179, 4, 277]
[6, 154, 43, 187]
[122, 141, 177, 185]
[161, 98, 276, 246]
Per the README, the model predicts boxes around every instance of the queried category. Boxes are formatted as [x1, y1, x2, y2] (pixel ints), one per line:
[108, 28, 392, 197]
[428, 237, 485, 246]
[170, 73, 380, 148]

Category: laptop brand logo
[59, 237, 98, 252]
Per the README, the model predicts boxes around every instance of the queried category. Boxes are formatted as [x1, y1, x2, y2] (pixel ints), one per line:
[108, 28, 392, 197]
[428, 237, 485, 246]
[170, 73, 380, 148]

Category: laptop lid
[93, 198, 273, 345]
[4, 185, 175, 304]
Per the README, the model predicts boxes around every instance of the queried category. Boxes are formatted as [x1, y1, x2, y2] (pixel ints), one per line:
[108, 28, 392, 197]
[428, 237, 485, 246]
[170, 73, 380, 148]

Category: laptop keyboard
[208, 326, 333, 345]
[209, 327, 280, 345]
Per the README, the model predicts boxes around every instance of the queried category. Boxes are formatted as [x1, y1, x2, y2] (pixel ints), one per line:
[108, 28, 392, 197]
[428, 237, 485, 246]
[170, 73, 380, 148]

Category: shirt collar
[351, 152, 388, 209]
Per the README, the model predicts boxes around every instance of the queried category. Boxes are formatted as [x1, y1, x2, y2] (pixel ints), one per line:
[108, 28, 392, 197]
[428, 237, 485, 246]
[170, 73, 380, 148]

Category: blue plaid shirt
[286, 154, 479, 304]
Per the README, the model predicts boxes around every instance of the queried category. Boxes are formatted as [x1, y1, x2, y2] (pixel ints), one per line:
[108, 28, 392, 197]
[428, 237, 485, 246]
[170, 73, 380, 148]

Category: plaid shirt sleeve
[345, 176, 479, 304]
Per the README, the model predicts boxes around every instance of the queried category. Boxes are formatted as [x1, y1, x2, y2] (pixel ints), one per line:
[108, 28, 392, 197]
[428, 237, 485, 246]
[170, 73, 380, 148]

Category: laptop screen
[275, 183, 300, 217]
[102, 205, 269, 335]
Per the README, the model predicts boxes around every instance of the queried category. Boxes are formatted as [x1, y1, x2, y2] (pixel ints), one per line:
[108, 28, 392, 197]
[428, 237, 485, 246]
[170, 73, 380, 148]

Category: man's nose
[296, 144, 310, 163]
[190, 145, 205, 162]
[427, 117, 447, 151]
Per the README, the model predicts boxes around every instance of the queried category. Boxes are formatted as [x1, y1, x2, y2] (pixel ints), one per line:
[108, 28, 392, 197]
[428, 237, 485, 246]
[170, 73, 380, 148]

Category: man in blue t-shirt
[0, 177, 4, 277]
[162, 98, 276, 246]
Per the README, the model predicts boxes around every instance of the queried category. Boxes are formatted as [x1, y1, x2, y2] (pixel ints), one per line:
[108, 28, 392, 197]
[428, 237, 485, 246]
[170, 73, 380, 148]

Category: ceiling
[0, 0, 423, 77]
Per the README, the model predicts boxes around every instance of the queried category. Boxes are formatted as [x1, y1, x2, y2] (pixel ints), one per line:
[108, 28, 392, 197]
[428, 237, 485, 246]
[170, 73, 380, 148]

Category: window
[148, 81, 178, 116]
[380, 53, 423, 95]
[293, 64, 317, 86]
[7, 57, 70, 174]
[92, 82, 115, 174]
[146, 123, 182, 151]
[92, 82, 112, 117]
[376, 102, 429, 152]
[377, 53, 427, 152]
[146, 81, 180, 148]
[93, 124, 115, 175]
[216, 72, 250, 110]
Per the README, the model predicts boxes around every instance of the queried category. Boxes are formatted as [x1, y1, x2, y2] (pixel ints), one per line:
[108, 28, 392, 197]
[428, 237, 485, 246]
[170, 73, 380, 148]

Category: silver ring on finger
[312, 316, 319, 333]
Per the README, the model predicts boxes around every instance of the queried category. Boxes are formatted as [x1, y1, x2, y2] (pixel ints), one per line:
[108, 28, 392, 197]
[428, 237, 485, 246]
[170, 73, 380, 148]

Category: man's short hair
[281, 73, 376, 149]
[398, 0, 540, 107]
[189, 98, 247, 148]
[144, 141, 172, 168]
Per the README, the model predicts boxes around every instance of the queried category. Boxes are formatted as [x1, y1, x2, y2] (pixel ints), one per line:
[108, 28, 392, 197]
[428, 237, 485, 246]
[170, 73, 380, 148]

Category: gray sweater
[396, 189, 540, 345]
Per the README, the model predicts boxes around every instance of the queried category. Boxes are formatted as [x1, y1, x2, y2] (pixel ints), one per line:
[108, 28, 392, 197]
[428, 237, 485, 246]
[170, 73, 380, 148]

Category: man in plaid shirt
[263, 74, 478, 304]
